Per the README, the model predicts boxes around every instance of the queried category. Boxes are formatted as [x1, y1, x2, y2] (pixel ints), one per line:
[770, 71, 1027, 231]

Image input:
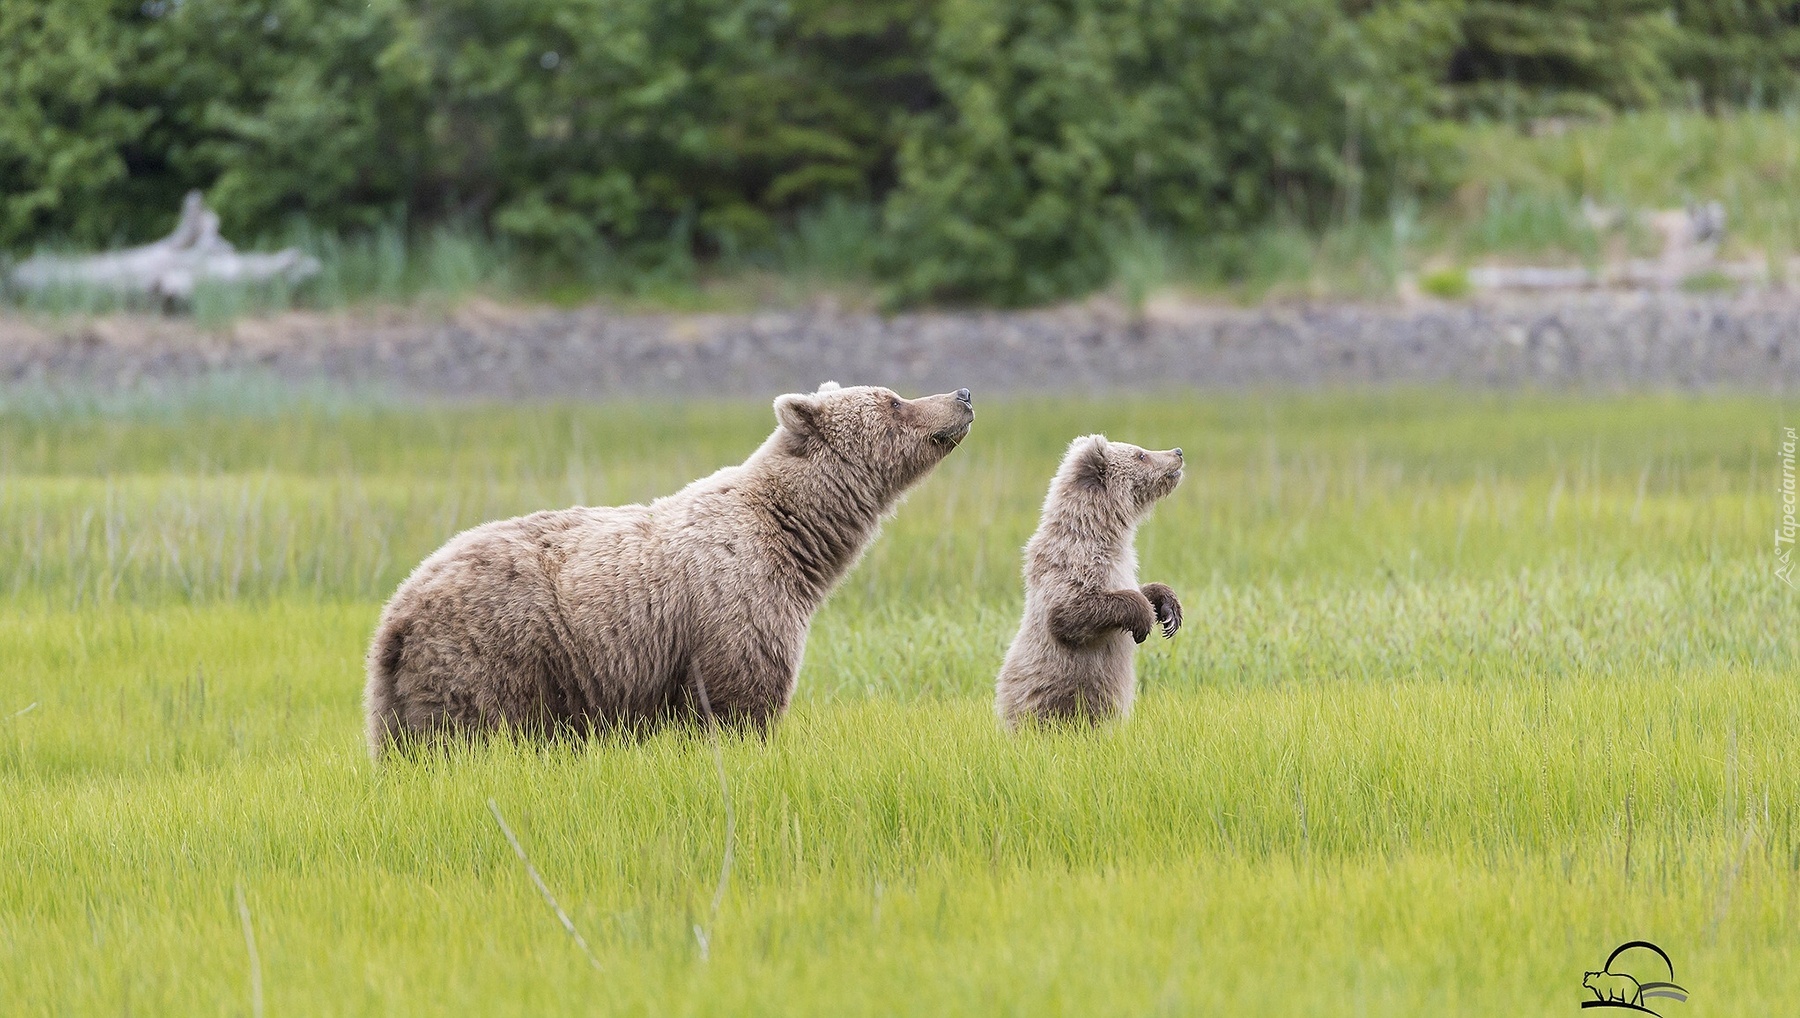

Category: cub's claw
[1141, 582, 1183, 639]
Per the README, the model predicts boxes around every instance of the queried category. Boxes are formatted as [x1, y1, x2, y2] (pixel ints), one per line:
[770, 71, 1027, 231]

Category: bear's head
[1054, 434, 1184, 524]
[773, 382, 974, 498]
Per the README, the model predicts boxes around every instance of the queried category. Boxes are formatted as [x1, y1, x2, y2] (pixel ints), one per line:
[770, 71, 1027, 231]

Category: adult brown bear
[364, 383, 973, 756]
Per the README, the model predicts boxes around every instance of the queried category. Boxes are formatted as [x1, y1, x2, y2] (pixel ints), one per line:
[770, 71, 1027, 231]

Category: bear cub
[995, 434, 1184, 727]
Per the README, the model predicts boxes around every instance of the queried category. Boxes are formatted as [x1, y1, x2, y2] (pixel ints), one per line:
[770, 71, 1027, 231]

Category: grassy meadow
[1, 389, 1797, 1014]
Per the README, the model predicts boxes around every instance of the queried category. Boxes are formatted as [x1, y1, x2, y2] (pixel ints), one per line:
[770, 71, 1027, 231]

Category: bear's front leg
[1140, 583, 1182, 638]
[683, 649, 797, 736]
[1049, 589, 1159, 646]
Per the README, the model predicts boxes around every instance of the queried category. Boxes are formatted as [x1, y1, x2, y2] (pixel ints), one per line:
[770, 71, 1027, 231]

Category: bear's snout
[922, 388, 975, 448]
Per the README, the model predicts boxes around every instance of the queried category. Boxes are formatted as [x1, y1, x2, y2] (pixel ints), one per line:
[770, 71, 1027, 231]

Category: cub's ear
[775, 392, 822, 435]
[1067, 434, 1109, 489]
[816, 381, 842, 392]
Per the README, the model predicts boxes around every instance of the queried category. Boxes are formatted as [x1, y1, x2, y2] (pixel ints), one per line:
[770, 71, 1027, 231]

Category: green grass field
[2, 390, 1796, 1014]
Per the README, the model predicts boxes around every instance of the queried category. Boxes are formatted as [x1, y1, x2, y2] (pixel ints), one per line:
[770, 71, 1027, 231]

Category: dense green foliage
[2, 0, 1797, 302]
[1669, 0, 1800, 105]
[2, 391, 1796, 1012]
[0, 0, 936, 260]
[1447, 0, 1681, 115]
[879, 0, 1447, 303]
[1445, 0, 1800, 115]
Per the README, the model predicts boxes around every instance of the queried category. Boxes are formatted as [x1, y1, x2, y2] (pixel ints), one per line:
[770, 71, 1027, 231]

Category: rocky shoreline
[3, 292, 1797, 400]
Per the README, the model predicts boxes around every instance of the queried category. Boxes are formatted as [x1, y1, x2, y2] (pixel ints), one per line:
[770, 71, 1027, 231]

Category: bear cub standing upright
[995, 435, 1184, 727]
[365, 383, 974, 756]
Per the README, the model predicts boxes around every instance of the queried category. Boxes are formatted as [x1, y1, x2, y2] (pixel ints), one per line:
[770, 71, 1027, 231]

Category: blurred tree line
[3, 0, 1797, 303]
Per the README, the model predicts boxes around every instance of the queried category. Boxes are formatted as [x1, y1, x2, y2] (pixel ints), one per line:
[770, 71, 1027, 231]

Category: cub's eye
[889, 398, 902, 410]
[1135, 451, 1147, 462]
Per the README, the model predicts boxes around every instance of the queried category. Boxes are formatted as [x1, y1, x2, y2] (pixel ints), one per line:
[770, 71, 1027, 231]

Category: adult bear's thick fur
[365, 383, 974, 756]
[994, 435, 1184, 727]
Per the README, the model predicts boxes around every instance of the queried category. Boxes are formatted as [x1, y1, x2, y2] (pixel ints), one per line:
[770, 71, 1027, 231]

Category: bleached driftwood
[9, 191, 319, 302]
[1473, 200, 1751, 293]
[1467, 266, 1597, 290]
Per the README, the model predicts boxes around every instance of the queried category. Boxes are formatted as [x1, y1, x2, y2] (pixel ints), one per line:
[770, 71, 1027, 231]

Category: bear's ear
[816, 381, 841, 392]
[774, 392, 822, 436]
[1067, 435, 1109, 489]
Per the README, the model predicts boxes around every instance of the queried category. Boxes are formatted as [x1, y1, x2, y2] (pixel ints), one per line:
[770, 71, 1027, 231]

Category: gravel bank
[3, 293, 1797, 399]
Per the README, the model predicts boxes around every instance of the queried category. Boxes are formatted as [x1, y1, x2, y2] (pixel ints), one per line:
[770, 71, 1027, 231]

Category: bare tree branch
[10, 191, 319, 302]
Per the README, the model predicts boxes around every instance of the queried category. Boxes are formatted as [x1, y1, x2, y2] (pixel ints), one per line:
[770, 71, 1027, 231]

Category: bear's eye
[1135, 451, 1147, 462]
[889, 398, 901, 410]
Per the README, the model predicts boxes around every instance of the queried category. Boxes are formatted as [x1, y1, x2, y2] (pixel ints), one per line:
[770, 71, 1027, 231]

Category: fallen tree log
[1467, 266, 1597, 290]
[1469, 201, 1782, 294]
[8, 191, 320, 302]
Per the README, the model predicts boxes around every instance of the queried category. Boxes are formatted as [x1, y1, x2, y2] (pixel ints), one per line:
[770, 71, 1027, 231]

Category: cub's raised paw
[1141, 583, 1182, 639]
